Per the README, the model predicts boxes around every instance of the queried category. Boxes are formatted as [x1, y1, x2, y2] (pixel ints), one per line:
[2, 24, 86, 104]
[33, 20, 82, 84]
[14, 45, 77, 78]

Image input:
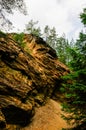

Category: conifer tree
[61, 8, 86, 130]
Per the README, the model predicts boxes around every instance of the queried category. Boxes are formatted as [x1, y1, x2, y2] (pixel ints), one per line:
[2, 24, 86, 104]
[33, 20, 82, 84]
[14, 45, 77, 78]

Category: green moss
[13, 33, 25, 48]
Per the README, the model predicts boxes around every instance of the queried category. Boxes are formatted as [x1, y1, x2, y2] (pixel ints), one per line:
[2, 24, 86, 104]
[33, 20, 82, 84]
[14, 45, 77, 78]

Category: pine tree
[61, 8, 86, 130]
[25, 20, 42, 37]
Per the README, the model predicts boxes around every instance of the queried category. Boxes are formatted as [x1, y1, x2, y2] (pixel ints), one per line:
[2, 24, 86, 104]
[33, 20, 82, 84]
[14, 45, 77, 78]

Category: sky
[8, 0, 86, 41]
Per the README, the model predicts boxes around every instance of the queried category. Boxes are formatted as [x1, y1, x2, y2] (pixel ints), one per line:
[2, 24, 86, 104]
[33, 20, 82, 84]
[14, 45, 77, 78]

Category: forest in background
[0, 0, 86, 129]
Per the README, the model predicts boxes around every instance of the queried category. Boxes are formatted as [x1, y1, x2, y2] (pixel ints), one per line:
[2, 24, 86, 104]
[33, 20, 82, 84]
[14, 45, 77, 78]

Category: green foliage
[68, 32, 86, 71]
[43, 26, 72, 65]
[43, 26, 73, 65]
[43, 25, 57, 49]
[61, 69, 86, 129]
[55, 36, 71, 65]
[25, 20, 42, 37]
[13, 33, 25, 48]
[13, 33, 32, 54]
[61, 8, 86, 130]
[80, 8, 86, 25]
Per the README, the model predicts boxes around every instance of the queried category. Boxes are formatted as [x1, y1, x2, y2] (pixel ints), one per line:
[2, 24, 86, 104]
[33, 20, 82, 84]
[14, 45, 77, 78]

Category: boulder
[0, 33, 70, 129]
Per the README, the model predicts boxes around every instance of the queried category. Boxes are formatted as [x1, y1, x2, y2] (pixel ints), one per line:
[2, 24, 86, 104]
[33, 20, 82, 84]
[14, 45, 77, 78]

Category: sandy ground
[22, 99, 73, 130]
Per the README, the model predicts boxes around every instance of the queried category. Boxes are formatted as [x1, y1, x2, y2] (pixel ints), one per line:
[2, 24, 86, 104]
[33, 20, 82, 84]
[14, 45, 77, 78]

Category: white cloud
[8, 0, 86, 40]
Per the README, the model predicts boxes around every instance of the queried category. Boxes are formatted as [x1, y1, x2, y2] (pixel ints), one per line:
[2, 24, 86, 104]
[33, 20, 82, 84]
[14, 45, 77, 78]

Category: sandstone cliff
[0, 32, 70, 130]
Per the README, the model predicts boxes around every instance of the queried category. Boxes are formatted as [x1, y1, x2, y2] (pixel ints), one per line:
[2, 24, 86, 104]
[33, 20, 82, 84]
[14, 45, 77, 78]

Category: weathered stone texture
[0, 33, 70, 129]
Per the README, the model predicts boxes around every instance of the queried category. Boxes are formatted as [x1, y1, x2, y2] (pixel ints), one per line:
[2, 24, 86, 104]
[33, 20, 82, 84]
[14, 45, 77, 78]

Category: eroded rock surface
[0, 33, 70, 129]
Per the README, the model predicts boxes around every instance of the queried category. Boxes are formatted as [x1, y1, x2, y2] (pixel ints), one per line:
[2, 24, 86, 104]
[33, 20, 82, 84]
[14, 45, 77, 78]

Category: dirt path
[22, 99, 73, 130]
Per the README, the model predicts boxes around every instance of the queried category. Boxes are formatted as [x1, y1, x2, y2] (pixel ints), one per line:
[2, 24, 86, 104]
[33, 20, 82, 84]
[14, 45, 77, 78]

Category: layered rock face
[0, 33, 70, 130]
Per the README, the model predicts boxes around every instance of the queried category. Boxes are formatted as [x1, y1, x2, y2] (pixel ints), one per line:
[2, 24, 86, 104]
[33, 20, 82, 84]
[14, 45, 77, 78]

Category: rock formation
[0, 32, 70, 130]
